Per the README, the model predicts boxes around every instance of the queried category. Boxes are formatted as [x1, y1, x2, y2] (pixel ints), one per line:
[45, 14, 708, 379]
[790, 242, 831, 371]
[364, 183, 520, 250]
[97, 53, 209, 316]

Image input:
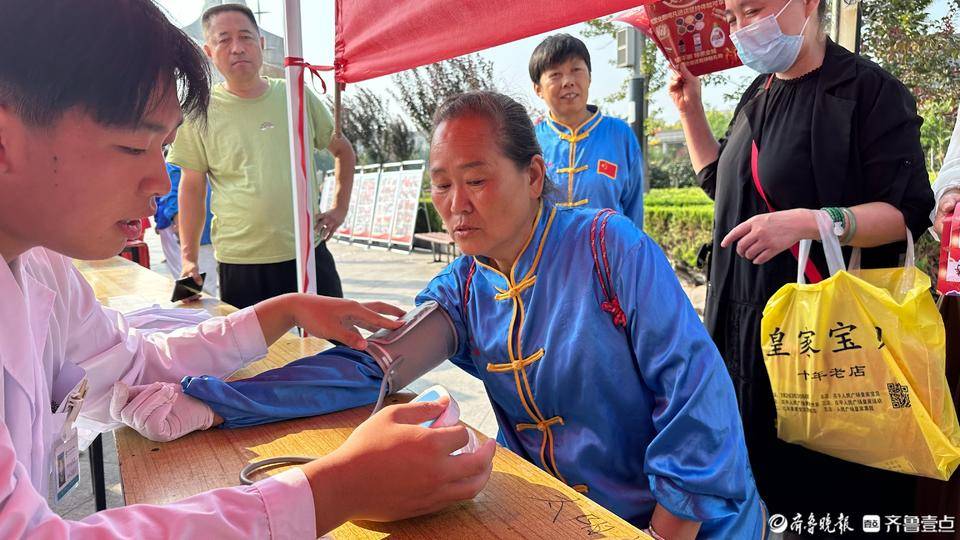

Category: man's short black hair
[0, 0, 210, 128]
[528, 34, 592, 84]
[202, 3, 260, 37]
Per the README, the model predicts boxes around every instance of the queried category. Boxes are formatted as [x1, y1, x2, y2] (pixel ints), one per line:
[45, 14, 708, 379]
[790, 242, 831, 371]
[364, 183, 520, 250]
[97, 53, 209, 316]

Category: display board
[391, 166, 423, 248]
[319, 170, 336, 213]
[331, 161, 424, 250]
[335, 167, 362, 239]
[370, 166, 402, 244]
[350, 166, 381, 243]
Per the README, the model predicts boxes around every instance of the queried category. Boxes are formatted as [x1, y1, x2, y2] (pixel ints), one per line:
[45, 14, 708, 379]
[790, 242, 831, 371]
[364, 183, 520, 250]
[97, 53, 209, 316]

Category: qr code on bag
[888, 383, 911, 409]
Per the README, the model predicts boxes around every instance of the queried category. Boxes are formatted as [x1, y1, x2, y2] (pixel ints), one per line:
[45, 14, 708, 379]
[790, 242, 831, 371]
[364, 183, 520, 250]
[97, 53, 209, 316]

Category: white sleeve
[931, 114, 960, 240]
[0, 420, 316, 540]
[62, 262, 268, 432]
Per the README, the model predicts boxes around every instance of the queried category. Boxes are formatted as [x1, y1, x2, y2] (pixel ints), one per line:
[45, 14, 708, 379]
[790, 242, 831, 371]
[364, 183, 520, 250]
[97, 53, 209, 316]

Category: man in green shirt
[169, 3, 355, 308]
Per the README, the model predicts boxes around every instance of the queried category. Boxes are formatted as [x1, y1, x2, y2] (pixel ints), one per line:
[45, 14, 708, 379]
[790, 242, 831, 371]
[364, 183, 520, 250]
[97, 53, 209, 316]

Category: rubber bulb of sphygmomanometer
[413, 385, 460, 428]
[452, 428, 481, 456]
[464, 428, 481, 453]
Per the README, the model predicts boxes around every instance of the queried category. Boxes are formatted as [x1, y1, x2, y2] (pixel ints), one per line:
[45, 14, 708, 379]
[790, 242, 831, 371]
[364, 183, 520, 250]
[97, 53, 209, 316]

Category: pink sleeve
[0, 421, 316, 540]
[64, 253, 270, 432]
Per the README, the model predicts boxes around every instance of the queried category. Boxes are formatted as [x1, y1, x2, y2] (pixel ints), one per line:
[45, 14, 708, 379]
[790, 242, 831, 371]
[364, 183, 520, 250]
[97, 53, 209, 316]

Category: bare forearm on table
[251, 293, 301, 346]
[177, 167, 208, 265]
[650, 503, 701, 540]
[302, 454, 353, 536]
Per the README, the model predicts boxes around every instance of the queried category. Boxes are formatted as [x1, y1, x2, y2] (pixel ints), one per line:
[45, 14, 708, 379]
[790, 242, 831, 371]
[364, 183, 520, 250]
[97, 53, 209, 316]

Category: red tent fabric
[334, 0, 652, 83]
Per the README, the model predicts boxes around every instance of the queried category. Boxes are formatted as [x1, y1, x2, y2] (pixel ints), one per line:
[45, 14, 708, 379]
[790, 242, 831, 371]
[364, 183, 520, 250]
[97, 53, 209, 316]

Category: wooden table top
[76, 257, 647, 539]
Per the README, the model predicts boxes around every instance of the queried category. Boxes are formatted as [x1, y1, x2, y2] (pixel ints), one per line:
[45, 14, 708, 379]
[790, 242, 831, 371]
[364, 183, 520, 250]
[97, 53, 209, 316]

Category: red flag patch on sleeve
[597, 159, 618, 180]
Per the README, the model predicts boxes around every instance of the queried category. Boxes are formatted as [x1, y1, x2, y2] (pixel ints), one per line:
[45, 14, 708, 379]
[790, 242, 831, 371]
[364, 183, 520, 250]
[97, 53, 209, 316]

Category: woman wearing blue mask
[669, 0, 934, 529]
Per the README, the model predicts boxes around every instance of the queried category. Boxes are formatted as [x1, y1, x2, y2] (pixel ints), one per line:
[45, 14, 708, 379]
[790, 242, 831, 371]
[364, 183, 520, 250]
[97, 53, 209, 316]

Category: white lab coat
[932, 114, 960, 240]
[0, 247, 316, 539]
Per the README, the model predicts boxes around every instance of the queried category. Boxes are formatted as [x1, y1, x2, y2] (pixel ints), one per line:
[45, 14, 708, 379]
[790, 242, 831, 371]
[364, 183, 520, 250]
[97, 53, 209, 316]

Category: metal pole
[854, 4, 862, 55]
[89, 434, 106, 511]
[831, 0, 841, 42]
[640, 34, 649, 192]
[629, 76, 645, 145]
[630, 33, 649, 193]
[836, 0, 861, 53]
[281, 0, 317, 297]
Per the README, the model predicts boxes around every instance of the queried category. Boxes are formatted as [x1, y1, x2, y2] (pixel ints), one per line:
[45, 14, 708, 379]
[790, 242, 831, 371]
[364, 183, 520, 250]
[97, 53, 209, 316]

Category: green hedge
[644, 187, 713, 208]
[915, 233, 940, 290]
[416, 198, 445, 234]
[644, 188, 714, 272]
[645, 204, 714, 270]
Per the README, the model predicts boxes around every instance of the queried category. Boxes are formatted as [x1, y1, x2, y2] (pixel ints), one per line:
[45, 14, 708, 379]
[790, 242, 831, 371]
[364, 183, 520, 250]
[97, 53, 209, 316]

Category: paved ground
[53, 229, 705, 520]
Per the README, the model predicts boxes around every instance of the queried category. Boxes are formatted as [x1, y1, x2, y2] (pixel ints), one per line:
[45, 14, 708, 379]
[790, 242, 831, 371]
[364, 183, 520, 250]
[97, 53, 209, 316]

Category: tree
[384, 119, 420, 163]
[390, 54, 496, 135]
[332, 88, 388, 164]
[582, 18, 667, 105]
[705, 109, 734, 140]
[329, 88, 420, 165]
[645, 107, 731, 189]
[860, 1, 960, 171]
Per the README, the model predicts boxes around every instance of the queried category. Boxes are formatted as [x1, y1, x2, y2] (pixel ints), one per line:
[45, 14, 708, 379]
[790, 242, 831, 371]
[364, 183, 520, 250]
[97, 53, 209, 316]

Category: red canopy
[334, 0, 651, 83]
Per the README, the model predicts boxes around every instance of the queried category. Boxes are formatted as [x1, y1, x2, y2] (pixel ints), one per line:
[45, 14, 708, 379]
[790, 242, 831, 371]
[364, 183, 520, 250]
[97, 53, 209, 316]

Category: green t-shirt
[168, 77, 333, 264]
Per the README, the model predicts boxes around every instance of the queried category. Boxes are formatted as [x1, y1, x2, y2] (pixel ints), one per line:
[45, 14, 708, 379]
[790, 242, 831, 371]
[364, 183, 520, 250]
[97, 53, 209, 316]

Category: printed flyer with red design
[616, 0, 742, 76]
[939, 211, 960, 297]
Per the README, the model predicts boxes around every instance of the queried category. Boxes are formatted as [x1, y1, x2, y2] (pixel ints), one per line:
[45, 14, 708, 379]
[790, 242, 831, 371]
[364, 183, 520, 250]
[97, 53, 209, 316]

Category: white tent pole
[281, 0, 317, 299]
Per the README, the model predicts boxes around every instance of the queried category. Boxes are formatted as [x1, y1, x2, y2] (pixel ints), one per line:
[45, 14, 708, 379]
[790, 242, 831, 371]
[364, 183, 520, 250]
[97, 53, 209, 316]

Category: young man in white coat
[0, 0, 495, 537]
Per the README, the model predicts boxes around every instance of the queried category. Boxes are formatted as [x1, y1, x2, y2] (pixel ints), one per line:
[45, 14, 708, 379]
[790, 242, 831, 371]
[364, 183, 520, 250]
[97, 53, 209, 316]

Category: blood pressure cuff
[181, 347, 383, 429]
[366, 300, 458, 393]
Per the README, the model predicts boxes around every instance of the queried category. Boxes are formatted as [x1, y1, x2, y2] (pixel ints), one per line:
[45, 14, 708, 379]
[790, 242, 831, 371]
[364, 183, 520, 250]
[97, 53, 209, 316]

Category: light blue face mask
[730, 0, 810, 74]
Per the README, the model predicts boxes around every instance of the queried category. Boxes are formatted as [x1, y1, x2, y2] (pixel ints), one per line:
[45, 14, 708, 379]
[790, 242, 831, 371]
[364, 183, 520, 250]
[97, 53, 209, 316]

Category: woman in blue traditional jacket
[113, 91, 767, 539]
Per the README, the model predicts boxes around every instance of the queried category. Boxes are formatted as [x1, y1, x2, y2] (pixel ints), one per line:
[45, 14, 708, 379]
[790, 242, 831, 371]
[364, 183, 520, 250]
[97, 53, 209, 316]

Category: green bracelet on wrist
[840, 207, 857, 244]
[821, 207, 846, 238]
[823, 207, 843, 223]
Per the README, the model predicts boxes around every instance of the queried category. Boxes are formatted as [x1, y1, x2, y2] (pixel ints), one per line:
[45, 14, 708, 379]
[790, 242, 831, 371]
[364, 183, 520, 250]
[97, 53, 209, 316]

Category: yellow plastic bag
[761, 212, 960, 480]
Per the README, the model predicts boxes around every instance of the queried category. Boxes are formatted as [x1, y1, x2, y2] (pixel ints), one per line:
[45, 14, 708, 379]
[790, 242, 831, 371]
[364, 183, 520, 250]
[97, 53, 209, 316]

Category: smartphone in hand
[171, 273, 205, 303]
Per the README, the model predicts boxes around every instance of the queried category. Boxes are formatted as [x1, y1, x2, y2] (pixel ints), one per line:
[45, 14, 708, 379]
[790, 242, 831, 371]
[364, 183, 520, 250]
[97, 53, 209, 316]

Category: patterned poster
[350, 169, 381, 242]
[336, 171, 361, 238]
[319, 170, 336, 213]
[391, 168, 423, 246]
[370, 169, 401, 242]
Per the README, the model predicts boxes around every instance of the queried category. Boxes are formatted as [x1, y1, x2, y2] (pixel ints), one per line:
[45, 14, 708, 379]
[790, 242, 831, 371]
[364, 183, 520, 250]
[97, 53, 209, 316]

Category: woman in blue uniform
[119, 91, 767, 539]
[412, 91, 766, 538]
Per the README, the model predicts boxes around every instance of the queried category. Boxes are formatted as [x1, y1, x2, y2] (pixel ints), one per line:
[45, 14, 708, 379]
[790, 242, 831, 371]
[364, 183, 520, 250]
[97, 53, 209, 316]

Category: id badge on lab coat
[50, 375, 87, 502]
[52, 430, 80, 502]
